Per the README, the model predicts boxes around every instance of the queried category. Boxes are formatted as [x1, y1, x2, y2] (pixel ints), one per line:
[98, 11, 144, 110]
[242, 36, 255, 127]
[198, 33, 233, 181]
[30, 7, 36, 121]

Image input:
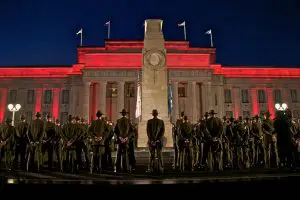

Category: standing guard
[223, 117, 234, 168]
[199, 112, 210, 169]
[0, 118, 16, 170]
[128, 121, 137, 171]
[26, 112, 45, 172]
[54, 119, 63, 171]
[252, 115, 266, 167]
[245, 117, 255, 167]
[173, 111, 184, 169]
[61, 115, 77, 173]
[14, 115, 28, 170]
[89, 111, 108, 173]
[114, 109, 133, 173]
[104, 120, 115, 171]
[43, 114, 56, 170]
[206, 110, 223, 172]
[146, 109, 165, 173]
[178, 116, 194, 172]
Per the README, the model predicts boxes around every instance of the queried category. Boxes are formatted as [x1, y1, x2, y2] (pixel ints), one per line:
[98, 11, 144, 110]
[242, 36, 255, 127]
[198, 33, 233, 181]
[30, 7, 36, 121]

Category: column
[282, 88, 289, 105]
[52, 88, 60, 120]
[0, 88, 8, 123]
[34, 88, 43, 113]
[98, 81, 107, 115]
[251, 88, 258, 116]
[266, 88, 275, 117]
[187, 82, 193, 121]
[191, 82, 197, 123]
[217, 85, 225, 117]
[201, 84, 207, 114]
[172, 81, 179, 123]
[232, 87, 241, 119]
[68, 87, 76, 115]
[116, 81, 125, 118]
[82, 82, 90, 122]
[207, 81, 212, 111]
[17, 88, 26, 119]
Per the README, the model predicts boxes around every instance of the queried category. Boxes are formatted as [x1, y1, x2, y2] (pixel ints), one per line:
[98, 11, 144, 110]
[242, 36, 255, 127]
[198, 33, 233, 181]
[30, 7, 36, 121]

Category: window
[44, 90, 52, 104]
[225, 111, 233, 118]
[243, 111, 250, 118]
[26, 112, 33, 122]
[60, 112, 68, 124]
[9, 90, 17, 103]
[274, 89, 282, 103]
[125, 83, 135, 97]
[224, 89, 232, 103]
[62, 90, 70, 104]
[215, 94, 218, 106]
[258, 90, 266, 103]
[178, 83, 186, 97]
[27, 90, 34, 104]
[241, 89, 249, 103]
[290, 89, 298, 103]
[43, 112, 49, 120]
[107, 83, 118, 97]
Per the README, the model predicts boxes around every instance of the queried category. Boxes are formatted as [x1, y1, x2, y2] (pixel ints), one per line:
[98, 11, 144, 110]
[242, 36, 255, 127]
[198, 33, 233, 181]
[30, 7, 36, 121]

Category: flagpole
[107, 23, 110, 39]
[80, 30, 83, 46]
[210, 32, 213, 47]
[183, 24, 187, 40]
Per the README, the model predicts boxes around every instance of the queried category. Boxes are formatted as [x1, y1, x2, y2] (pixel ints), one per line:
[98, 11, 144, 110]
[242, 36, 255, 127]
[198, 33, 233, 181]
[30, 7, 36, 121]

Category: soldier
[14, 115, 28, 170]
[54, 119, 63, 171]
[178, 116, 194, 171]
[206, 110, 223, 172]
[105, 119, 115, 171]
[146, 109, 165, 173]
[262, 111, 278, 168]
[89, 111, 108, 173]
[42, 114, 56, 170]
[173, 111, 184, 169]
[0, 118, 16, 170]
[198, 112, 210, 169]
[27, 112, 45, 172]
[79, 118, 90, 170]
[61, 115, 78, 173]
[245, 116, 255, 167]
[75, 116, 89, 170]
[114, 109, 133, 173]
[128, 121, 137, 171]
[223, 116, 234, 168]
[252, 115, 266, 167]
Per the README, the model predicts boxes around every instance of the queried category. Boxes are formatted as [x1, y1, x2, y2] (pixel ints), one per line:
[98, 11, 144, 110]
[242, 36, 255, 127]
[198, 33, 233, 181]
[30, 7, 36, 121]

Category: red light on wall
[251, 88, 259, 116]
[0, 88, 8, 123]
[35, 88, 42, 113]
[52, 88, 60, 119]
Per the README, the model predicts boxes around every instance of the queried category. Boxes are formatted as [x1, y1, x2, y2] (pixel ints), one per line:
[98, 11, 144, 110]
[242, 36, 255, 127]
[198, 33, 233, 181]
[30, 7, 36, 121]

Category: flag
[205, 29, 212, 34]
[105, 21, 110, 26]
[135, 70, 142, 119]
[168, 82, 173, 120]
[178, 21, 185, 27]
[76, 28, 82, 35]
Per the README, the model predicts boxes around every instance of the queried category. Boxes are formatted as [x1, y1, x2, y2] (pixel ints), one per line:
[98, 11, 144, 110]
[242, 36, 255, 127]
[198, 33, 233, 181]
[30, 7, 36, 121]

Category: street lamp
[275, 103, 288, 111]
[7, 104, 21, 126]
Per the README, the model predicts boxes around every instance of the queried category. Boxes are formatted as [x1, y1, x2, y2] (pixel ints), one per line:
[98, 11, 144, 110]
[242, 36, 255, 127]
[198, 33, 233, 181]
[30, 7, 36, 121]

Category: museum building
[0, 40, 300, 124]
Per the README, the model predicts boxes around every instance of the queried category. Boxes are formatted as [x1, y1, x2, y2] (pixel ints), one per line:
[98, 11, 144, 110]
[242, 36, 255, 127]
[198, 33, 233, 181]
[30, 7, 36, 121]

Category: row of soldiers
[0, 109, 138, 173]
[173, 109, 300, 172]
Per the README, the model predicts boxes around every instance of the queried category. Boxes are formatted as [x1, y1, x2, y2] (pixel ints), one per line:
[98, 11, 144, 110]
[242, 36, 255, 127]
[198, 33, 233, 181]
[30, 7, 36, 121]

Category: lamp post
[7, 104, 21, 126]
[275, 103, 288, 111]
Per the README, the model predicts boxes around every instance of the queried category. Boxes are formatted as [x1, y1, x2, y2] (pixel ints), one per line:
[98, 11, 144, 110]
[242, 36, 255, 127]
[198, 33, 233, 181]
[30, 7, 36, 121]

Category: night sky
[0, 0, 299, 67]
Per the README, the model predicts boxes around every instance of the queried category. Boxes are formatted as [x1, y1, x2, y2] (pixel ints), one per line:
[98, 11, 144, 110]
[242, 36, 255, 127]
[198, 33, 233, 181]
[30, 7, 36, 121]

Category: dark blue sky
[0, 0, 299, 67]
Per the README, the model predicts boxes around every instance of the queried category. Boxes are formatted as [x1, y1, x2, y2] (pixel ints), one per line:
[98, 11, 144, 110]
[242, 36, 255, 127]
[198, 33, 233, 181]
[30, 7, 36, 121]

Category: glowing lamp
[275, 103, 280, 110]
[7, 104, 13, 111]
[282, 103, 288, 110]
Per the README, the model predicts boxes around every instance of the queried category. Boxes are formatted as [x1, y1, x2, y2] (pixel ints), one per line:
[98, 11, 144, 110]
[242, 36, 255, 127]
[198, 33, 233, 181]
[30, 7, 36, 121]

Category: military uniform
[61, 115, 78, 172]
[0, 118, 16, 170]
[128, 121, 137, 171]
[14, 115, 28, 170]
[54, 119, 63, 171]
[147, 109, 165, 173]
[114, 109, 132, 173]
[75, 117, 90, 170]
[89, 111, 108, 173]
[42, 114, 56, 170]
[252, 115, 266, 167]
[178, 116, 194, 171]
[222, 117, 234, 168]
[198, 112, 210, 168]
[27, 112, 45, 172]
[173, 112, 185, 169]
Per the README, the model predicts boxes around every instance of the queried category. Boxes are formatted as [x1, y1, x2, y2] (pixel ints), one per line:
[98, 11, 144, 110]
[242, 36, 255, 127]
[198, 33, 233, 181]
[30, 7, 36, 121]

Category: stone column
[68, 87, 75, 116]
[34, 88, 43, 113]
[282, 87, 289, 105]
[52, 88, 60, 120]
[116, 81, 125, 118]
[217, 85, 225, 117]
[17, 88, 26, 119]
[187, 82, 193, 121]
[0, 88, 8, 123]
[201, 83, 207, 115]
[266, 88, 275, 117]
[251, 88, 258, 116]
[99, 81, 107, 115]
[191, 82, 197, 123]
[207, 81, 212, 111]
[82, 82, 90, 122]
[232, 87, 241, 118]
[172, 81, 179, 123]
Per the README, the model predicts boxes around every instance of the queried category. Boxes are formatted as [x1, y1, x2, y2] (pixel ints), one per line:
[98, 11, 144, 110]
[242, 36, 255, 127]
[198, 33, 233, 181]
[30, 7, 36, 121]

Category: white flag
[178, 21, 185, 27]
[205, 29, 212, 34]
[76, 28, 82, 35]
[135, 70, 142, 119]
[105, 21, 110, 26]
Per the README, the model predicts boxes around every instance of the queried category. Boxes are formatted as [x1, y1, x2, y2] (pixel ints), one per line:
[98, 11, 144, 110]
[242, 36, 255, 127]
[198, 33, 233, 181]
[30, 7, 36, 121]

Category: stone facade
[1, 41, 300, 125]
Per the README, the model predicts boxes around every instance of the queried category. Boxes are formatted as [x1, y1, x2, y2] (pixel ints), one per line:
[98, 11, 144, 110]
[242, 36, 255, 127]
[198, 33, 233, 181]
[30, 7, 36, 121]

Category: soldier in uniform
[14, 115, 28, 170]
[146, 109, 165, 173]
[262, 111, 278, 168]
[114, 109, 133, 173]
[178, 116, 194, 171]
[0, 118, 16, 170]
[128, 121, 137, 171]
[27, 112, 45, 172]
[206, 110, 223, 172]
[75, 116, 90, 170]
[54, 119, 63, 171]
[80, 118, 90, 170]
[223, 116, 234, 168]
[42, 114, 56, 170]
[61, 115, 78, 173]
[245, 116, 255, 167]
[199, 112, 210, 169]
[89, 111, 108, 173]
[252, 115, 266, 167]
[173, 111, 184, 169]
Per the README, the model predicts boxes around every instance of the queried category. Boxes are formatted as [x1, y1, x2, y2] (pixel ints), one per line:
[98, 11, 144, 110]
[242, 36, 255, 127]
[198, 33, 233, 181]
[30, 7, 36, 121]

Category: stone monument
[137, 19, 173, 148]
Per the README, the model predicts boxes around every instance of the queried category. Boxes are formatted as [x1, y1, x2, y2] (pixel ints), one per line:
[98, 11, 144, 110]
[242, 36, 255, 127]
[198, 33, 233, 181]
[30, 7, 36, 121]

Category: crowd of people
[0, 106, 299, 174]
